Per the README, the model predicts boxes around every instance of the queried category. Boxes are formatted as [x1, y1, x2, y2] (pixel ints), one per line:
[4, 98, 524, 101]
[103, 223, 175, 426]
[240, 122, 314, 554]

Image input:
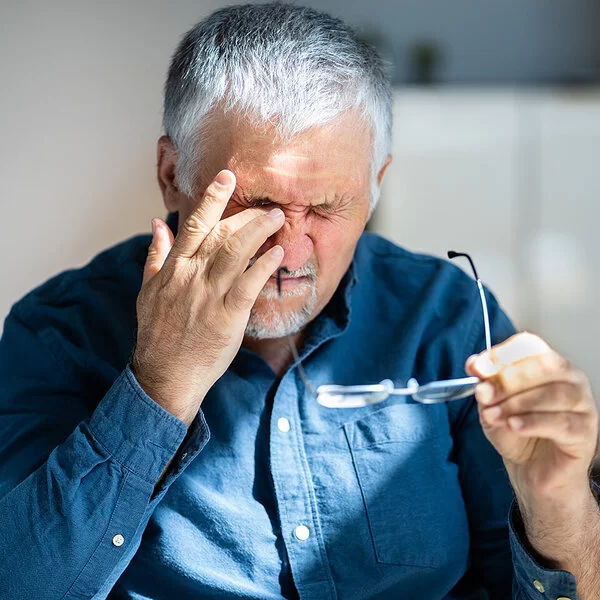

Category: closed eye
[247, 197, 276, 209]
[311, 204, 336, 215]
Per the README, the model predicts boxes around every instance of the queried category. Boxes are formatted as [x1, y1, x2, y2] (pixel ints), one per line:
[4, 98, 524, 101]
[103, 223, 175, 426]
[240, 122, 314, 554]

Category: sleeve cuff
[508, 499, 579, 599]
[88, 364, 209, 483]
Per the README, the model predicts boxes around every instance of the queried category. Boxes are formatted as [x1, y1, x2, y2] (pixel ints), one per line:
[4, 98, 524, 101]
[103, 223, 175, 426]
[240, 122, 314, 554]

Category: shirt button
[277, 417, 291, 433]
[294, 525, 310, 541]
[112, 534, 125, 547]
[556, 597, 572, 600]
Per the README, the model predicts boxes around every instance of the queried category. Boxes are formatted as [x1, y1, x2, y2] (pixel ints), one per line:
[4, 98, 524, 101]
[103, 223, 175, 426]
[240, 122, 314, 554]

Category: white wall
[0, 0, 225, 323]
[372, 87, 600, 400]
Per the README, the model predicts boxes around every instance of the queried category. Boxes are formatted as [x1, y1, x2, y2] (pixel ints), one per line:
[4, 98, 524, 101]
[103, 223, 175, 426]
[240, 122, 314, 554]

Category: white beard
[245, 263, 318, 339]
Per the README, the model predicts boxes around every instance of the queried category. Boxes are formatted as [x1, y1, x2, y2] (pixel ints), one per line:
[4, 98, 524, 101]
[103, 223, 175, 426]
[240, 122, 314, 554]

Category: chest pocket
[343, 402, 469, 569]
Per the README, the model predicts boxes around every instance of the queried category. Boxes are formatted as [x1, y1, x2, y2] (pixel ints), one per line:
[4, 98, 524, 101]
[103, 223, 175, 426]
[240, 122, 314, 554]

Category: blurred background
[1, 1, 599, 430]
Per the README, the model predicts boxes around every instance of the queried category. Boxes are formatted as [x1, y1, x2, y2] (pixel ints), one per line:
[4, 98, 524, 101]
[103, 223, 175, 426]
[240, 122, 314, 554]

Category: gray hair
[163, 3, 392, 212]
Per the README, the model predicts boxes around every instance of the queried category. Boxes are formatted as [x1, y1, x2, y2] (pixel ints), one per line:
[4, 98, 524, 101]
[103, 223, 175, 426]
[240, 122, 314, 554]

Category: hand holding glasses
[278, 251, 491, 408]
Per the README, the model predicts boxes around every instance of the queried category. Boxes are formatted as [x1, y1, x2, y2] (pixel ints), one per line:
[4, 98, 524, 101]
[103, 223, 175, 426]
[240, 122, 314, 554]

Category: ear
[157, 135, 188, 213]
[377, 155, 392, 187]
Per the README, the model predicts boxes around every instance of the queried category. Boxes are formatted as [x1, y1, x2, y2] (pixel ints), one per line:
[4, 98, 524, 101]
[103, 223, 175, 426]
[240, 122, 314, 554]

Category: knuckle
[561, 413, 576, 435]
[223, 235, 243, 258]
[213, 221, 234, 242]
[555, 382, 578, 410]
[182, 213, 209, 236]
[515, 331, 549, 357]
[205, 181, 228, 202]
[145, 248, 160, 262]
[227, 287, 253, 311]
[566, 365, 587, 388]
[494, 368, 512, 395]
[541, 351, 568, 374]
[556, 353, 572, 373]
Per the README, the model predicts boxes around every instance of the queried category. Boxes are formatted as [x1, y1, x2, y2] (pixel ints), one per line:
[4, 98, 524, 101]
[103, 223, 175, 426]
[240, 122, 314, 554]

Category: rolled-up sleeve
[0, 308, 210, 600]
[508, 500, 579, 600]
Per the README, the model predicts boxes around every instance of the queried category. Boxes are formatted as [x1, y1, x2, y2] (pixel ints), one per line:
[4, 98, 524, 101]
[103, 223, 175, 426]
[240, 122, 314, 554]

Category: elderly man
[0, 4, 599, 599]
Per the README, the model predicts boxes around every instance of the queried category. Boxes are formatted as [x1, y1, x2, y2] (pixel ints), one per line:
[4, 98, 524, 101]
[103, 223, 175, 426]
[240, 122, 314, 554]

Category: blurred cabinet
[533, 93, 600, 368]
[371, 87, 600, 396]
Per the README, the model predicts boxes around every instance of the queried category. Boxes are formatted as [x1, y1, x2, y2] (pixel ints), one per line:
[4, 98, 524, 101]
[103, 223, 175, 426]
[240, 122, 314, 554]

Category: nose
[258, 213, 314, 271]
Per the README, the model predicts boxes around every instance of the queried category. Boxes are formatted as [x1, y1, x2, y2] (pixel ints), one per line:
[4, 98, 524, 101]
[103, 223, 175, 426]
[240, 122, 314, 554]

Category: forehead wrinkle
[262, 164, 342, 181]
[235, 170, 333, 207]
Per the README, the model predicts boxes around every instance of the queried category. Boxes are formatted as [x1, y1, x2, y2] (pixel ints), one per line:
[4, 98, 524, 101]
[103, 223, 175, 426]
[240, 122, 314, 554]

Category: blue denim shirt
[0, 214, 581, 600]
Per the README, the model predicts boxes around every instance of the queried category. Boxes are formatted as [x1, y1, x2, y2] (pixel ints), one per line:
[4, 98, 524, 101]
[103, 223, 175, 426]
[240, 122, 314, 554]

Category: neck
[242, 330, 306, 378]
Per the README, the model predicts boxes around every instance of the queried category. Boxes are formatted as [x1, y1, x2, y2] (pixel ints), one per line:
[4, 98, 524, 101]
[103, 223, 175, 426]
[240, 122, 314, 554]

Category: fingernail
[474, 355, 500, 376]
[272, 246, 284, 258]
[215, 170, 232, 187]
[151, 218, 158, 237]
[268, 208, 284, 219]
[486, 406, 502, 421]
[476, 381, 495, 405]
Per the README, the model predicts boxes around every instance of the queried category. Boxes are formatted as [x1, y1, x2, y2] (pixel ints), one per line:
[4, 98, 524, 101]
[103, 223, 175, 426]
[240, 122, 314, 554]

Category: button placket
[269, 375, 336, 600]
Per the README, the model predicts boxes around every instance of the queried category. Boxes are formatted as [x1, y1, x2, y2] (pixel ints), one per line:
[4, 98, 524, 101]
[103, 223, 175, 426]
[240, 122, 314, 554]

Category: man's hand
[467, 332, 600, 595]
[467, 332, 598, 500]
[131, 169, 285, 427]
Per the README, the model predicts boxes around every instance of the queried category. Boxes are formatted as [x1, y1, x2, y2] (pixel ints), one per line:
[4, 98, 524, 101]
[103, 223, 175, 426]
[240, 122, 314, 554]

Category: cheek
[311, 219, 360, 278]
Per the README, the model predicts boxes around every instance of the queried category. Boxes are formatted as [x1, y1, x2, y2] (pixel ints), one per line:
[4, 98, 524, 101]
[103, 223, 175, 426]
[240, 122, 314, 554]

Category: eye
[311, 204, 334, 216]
[253, 199, 275, 209]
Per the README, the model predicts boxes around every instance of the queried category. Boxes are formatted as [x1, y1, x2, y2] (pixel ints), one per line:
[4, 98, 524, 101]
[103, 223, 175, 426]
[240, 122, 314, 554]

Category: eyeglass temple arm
[447, 251, 492, 352]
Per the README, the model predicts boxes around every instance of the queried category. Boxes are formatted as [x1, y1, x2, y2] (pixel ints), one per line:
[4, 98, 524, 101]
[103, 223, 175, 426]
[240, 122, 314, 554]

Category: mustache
[247, 255, 318, 280]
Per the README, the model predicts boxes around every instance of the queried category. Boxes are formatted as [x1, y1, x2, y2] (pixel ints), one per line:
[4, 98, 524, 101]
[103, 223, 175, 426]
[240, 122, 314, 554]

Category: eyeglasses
[277, 251, 490, 408]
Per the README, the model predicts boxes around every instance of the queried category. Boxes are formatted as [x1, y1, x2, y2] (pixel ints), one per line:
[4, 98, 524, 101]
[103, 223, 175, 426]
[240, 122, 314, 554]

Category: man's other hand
[467, 332, 598, 501]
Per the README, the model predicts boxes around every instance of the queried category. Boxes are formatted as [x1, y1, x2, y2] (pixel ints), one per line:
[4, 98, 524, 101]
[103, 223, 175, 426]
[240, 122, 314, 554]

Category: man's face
[175, 112, 377, 338]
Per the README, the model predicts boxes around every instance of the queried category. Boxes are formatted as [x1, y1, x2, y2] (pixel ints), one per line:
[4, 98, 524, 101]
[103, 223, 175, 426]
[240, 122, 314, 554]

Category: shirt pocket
[343, 402, 469, 569]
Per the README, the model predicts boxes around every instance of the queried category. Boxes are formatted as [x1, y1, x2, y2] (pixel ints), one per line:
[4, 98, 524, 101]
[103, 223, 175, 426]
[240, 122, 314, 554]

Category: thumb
[142, 218, 174, 286]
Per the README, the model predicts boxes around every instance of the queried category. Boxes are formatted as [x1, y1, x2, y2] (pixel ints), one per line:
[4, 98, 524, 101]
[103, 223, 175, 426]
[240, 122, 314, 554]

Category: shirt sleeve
[0, 308, 210, 600]
[508, 499, 579, 600]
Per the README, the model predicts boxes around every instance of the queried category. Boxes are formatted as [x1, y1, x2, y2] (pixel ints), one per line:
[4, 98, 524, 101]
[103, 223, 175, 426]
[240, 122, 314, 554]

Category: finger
[475, 353, 585, 408]
[505, 411, 592, 447]
[142, 218, 175, 286]
[169, 170, 236, 260]
[467, 332, 552, 377]
[478, 382, 587, 427]
[208, 208, 285, 287]
[201, 206, 280, 256]
[225, 245, 284, 312]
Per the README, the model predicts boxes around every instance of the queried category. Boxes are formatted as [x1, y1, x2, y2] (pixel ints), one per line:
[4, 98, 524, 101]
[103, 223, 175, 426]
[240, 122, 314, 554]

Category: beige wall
[372, 88, 600, 403]
[0, 0, 225, 324]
